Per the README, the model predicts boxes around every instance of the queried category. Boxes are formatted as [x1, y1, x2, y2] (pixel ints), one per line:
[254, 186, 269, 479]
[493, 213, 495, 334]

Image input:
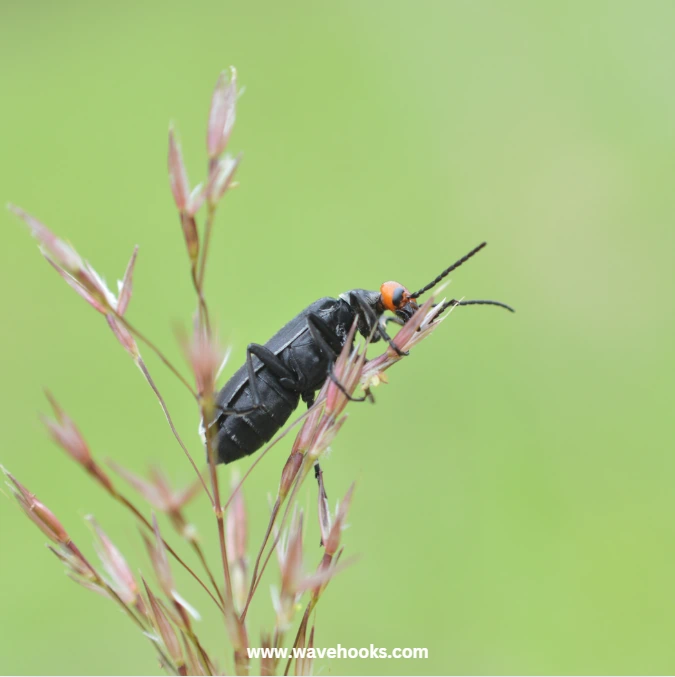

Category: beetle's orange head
[380, 281, 418, 314]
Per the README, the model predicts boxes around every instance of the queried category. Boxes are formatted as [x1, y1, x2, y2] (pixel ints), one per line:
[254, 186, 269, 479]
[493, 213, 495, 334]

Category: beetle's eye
[392, 286, 405, 308]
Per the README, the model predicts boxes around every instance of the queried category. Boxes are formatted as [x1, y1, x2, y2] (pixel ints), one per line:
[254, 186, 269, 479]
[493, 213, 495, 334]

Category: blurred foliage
[1, 0, 674, 674]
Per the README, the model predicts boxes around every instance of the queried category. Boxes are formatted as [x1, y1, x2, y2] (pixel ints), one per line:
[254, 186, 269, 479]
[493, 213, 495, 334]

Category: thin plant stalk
[114, 490, 225, 613]
[118, 314, 198, 399]
[136, 358, 213, 504]
[197, 202, 216, 289]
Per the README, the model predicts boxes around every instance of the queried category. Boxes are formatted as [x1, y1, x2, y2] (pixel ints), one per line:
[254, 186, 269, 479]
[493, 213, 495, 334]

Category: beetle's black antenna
[438, 298, 516, 313]
[410, 242, 487, 299]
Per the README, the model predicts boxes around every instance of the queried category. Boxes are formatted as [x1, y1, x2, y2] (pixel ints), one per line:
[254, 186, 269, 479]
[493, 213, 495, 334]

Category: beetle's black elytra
[206, 242, 514, 464]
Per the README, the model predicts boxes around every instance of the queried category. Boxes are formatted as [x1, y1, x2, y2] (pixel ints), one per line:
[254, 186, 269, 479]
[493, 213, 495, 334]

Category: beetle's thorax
[339, 288, 384, 338]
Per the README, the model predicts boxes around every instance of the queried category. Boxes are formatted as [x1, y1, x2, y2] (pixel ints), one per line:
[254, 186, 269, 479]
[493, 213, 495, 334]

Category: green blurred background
[1, 1, 674, 674]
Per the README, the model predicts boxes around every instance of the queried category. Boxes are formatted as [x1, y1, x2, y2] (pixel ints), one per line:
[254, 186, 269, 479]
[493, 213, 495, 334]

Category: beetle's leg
[213, 344, 299, 418]
[306, 313, 368, 403]
[247, 344, 300, 390]
[315, 461, 329, 546]
[327, 370, 368, 402]
[213, 402, 260, 416]
[306, 313, 344, 353]
[375, 321, 408, 356]
[352, 295, 408, 357]
[380, 315, 404, 337]
[315, 462, 327, 498]
[302, 384, 327, 537]
[245, 342, 302, 408]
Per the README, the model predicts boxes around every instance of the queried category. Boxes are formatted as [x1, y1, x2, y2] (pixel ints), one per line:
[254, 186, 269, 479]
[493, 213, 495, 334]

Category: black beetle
[207, 242, 513, 464]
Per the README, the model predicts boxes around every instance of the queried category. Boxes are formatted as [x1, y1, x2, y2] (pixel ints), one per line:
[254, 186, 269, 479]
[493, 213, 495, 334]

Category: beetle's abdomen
[214, 370, 300, 464]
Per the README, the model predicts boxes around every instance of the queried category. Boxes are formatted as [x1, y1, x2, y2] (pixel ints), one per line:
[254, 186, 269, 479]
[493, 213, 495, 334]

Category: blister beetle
[207, 242, 514, 464]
